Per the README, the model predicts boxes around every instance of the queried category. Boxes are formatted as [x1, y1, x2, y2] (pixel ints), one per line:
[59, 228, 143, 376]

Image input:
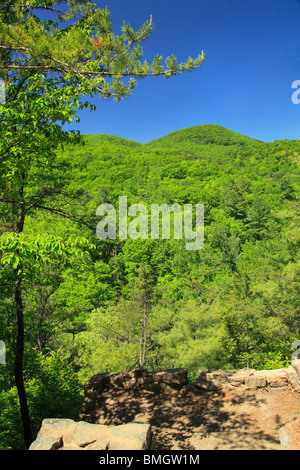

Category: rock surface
[30, 363, 300, 451]
[81, 367, 188, 421]
[191, 367, 299, 391]
[29, 418, 153, 450]
[194, 369, 230, 391]
[84, 367, 187, 395]
[279, 418, 300, 450]
[292, 359, 300, 382]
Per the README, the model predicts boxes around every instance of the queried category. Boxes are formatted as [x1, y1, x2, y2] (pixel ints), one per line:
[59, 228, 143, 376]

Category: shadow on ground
[83, 386, 297, 450]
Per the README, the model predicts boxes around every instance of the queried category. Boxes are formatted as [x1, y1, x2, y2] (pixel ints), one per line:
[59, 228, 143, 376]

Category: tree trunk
[141, 301, 147, 366]
[13, 186, 33, 448]
[14, 271, 33, 448]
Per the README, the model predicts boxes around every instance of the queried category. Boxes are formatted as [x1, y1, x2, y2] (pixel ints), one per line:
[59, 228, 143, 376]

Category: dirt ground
[95, 386, 300, 450]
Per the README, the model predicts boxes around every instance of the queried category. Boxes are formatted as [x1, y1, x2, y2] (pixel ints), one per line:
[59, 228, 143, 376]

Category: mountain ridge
[144, 124, 263, 147]
[82, 124, 266, 148]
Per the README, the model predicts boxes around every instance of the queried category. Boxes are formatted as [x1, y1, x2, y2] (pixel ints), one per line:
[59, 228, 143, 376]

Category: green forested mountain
[145, 124, 263, 147]
[1, 124, 299, 447]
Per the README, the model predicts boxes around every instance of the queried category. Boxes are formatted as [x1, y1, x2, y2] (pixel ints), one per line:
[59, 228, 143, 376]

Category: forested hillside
[1, 124, 299, 447]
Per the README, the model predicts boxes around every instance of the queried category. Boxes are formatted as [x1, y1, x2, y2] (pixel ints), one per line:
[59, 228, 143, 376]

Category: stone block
[29, 419, 152, 451]
[245, 374, 267, 389]
[193, 369, 229, 391]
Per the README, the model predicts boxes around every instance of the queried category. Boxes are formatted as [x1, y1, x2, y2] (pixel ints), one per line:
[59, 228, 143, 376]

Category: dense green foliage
[0, 0, 206, 447]
[1, 124, 300, 447]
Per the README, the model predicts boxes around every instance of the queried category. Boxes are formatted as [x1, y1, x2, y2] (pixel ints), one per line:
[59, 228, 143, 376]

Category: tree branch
[0, 63, 172, 77]
[0, 198, 96, 231]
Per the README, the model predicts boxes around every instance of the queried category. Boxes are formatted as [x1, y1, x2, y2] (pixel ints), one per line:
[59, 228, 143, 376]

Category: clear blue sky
[66, 0, 300, 143]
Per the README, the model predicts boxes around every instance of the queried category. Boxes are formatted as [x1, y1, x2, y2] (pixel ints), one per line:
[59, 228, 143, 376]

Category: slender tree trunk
[13, 184, 33, 448]
[139, 335, 143, 367]
[245, 315, 250, 369]
[139, 282, 149, 367]
[14, 270, 33, 448]
[140, 301, 148, 366]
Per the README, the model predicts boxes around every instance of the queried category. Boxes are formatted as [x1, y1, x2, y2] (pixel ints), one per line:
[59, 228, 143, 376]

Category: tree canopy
[0, 0, 204, 449]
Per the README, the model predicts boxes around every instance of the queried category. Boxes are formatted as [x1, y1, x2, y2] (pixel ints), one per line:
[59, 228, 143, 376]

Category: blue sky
[66, 0, 300, 143]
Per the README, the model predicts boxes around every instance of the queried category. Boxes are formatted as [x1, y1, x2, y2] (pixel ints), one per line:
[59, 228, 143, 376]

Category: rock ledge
[29, 418, 153, 451]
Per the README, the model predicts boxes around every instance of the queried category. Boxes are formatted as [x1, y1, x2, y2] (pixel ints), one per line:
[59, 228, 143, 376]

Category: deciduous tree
[0, 0, 204, 447]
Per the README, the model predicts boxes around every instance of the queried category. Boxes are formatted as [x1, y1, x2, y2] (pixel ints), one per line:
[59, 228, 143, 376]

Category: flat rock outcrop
[29, 418, 153, 450]
[30, 361, 300, 451]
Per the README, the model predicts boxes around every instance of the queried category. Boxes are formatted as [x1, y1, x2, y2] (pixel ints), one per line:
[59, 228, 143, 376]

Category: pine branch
[102, 17, 152, 72]
[0, 63, 193, 77]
